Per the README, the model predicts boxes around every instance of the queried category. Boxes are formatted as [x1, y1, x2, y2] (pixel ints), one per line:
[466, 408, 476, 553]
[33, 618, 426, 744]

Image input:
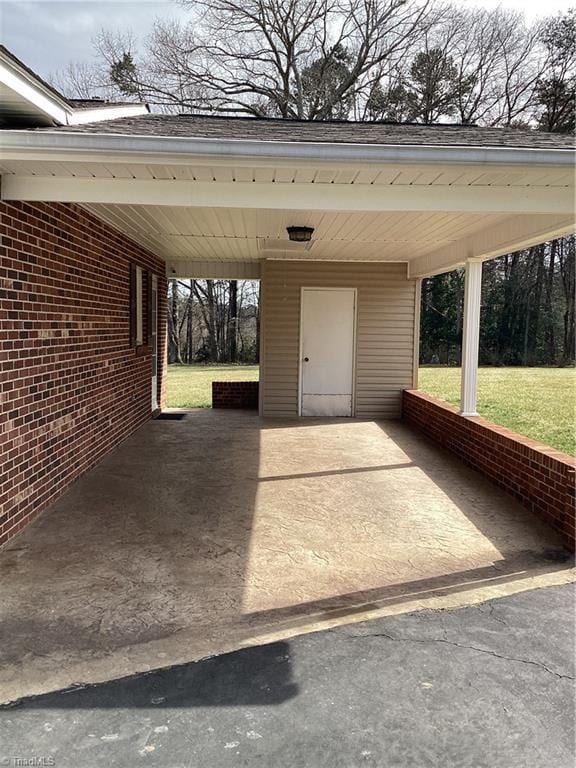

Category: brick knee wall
[402, 389, 576, 551]
[0, 201, 167, 548]
[212, 381, 259, 409]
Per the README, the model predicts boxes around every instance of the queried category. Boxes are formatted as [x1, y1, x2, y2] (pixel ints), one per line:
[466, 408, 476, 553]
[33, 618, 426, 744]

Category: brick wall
[0, 201, 167, 547]
[402, 389, 576, 551]
[212, 381, 259, 409]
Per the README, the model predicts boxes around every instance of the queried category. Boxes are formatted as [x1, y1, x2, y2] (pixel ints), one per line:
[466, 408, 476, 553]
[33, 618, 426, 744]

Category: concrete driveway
[0, 410, 573, 704]
[1, 584, 574, 768]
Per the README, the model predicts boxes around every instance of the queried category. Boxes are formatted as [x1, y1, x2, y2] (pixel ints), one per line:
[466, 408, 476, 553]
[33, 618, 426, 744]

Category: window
[130, 264, 144, 348]
[135, 266, 143, 346]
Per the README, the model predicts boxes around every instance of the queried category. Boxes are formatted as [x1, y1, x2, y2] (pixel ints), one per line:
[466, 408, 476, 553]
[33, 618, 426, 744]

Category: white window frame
[135, 266, 144, 346]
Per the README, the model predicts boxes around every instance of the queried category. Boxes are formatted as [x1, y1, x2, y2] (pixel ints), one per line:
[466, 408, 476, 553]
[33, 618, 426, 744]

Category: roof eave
[0, 129, 574, 168]
[0, 48, 149, 128]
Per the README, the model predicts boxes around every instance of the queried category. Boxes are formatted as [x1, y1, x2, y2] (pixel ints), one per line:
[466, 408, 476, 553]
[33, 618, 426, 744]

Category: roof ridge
[174, 113, 478, 128]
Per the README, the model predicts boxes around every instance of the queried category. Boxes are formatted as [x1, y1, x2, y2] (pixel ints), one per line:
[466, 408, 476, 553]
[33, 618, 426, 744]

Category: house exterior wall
[260, 260, 416, 418]
[403, 390, 576, 551]
[0, 200, 167, 547]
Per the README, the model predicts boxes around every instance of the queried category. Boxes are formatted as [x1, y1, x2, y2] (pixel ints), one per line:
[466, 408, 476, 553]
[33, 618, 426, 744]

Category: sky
[0, 0, 572, 82]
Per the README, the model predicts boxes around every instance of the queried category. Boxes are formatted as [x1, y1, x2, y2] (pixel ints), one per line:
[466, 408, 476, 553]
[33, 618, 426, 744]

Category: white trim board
[409, 214, 575, 277]
[2, 176, 574, 216]
[0, 49, 149, 128]
[167, 260, 261, 279]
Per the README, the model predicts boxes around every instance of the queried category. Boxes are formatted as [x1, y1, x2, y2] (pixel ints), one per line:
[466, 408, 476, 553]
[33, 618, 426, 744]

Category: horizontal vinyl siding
[261, 260, 416, 419]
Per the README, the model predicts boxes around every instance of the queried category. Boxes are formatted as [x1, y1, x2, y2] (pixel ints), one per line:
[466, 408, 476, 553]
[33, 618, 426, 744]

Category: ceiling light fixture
[287, 226, 314, 243]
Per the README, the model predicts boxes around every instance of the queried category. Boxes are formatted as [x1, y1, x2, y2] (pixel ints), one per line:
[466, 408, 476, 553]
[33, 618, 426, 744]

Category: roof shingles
[38, 113, 574, 150]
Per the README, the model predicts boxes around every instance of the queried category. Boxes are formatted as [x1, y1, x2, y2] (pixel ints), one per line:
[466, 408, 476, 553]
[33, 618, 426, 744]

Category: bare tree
[364, 6, 549, 126]
[536, 9, 576, 132]
[49, 61, 114, 100]
[442, 7, 546, 126]
[91, 0, 434, 118]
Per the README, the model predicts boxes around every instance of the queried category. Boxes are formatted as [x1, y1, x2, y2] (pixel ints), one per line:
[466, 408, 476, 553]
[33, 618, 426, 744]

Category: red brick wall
[0, 201, 167, 547]
[212, 381, 259, 409]
[402, 389, 576, 551]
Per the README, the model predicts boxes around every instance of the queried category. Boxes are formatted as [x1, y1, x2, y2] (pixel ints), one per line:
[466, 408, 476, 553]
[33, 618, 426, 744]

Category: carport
[0, 409, 572, 704]
[2, 116, 575, 423]
[2, 110, 575, 545]
[0, 49, 575, 702]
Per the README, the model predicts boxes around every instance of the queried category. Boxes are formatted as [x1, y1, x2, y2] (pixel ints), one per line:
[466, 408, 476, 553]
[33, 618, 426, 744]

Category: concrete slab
[1, 583, 574, 768]
[0, 410, 573, 704]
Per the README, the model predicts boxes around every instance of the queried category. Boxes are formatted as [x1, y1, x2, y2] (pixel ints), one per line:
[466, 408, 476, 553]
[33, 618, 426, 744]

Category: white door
[151, 274, 158, 410]
[300, 288, 356, 417]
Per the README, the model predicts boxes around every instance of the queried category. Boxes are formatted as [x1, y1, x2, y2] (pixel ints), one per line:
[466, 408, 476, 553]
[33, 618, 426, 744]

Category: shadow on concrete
[2, 641, 298, 710]
[239, 551, 573, 629]
[257, 462, 414, 482]
[0, 409, 264, 670]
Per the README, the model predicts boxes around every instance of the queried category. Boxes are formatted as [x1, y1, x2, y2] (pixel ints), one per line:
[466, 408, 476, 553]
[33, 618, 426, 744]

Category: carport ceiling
[81, 204, 515, 263]
[1, 152, 573, 277]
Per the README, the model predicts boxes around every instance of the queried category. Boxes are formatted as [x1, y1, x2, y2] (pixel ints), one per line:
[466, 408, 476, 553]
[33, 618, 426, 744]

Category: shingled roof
[38, 113, 575, 150]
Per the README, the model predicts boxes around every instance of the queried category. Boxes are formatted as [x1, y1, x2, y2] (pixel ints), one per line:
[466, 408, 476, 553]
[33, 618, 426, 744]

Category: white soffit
[0, 156, 574, 187]
[79, 202, 574, 278]
[1, 123, 573, 276]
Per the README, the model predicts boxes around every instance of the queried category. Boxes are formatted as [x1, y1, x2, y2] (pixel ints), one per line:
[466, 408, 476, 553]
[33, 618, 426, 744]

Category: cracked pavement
[1, 582, 574, 768]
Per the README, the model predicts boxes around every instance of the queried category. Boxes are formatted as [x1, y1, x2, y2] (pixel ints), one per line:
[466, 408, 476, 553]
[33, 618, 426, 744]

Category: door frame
[298, 286, 358, 418]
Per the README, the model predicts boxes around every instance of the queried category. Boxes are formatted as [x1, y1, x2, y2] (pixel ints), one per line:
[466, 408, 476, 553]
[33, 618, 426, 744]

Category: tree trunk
[543, 241, 556, 365]
[560, 236, 575, 364]
[168, 281, 183, 364]
[228, 280, 238, 363]
[255, 281, 261, 364]
[206, 281, 218, 362]
[186, 280, 194, 363]
[526, 245, 545, 365]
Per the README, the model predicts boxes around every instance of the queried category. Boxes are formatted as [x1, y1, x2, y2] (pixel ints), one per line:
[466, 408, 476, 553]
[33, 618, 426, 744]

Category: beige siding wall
[260, 260, 416, 419]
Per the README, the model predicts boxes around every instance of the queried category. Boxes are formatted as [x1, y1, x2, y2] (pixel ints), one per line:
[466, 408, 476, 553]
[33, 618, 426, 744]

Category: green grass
[419, 366, 575, 455]
[166, 363, 575, 455]
[167, 363, 259, 409]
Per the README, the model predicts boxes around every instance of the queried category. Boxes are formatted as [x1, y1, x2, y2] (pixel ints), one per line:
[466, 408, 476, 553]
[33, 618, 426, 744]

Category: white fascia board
[0, 58, 148, 127]
[0, 62, 69, 125]
[0, 128, 574, 169]
[3, 175, 574, 216]
[68, 104, 150, 125]
[167, 260, 261, 279]
[409, 214, 576, 278]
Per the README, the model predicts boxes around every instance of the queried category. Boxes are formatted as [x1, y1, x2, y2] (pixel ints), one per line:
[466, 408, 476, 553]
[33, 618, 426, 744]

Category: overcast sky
[0, 0, 571, 81]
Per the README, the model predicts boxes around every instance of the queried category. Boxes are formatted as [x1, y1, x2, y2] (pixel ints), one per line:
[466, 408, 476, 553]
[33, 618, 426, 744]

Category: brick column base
[212, 381, 259, 409]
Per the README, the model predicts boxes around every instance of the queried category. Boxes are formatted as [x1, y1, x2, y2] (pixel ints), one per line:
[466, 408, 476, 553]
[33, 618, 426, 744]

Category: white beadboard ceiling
[0, 158, 573, 187]
[81, 203, 512, 263]
[1, 156, 573, 275]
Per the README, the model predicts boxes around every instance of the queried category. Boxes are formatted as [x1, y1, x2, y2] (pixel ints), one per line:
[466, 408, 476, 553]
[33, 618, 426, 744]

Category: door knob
[304, 357, 309, 362]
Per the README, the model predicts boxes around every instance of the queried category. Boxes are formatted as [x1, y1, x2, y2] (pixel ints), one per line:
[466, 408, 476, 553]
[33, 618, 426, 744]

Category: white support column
[460, 259, 483, 417]
[412, 278, 422, 389]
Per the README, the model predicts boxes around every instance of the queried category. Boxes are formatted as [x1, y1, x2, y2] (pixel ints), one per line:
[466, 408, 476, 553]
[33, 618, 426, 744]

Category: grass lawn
[419, 366, 575, 455]
[167, 364, 259, 409]
[166, 363, 574, 455]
